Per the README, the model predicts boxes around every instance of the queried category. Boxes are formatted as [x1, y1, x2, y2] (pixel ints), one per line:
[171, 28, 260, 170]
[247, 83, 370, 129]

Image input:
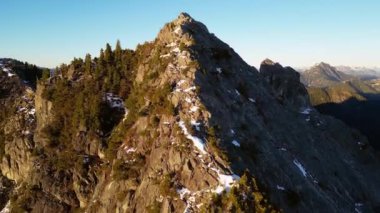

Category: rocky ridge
[0, 13, 380, 213]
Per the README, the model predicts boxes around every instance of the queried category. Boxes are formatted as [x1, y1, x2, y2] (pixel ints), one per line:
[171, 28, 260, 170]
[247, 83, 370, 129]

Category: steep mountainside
[301, 62, 355, 87]
[304, 63, 380, 151]
[307, 79, 380, 150]
[0, 66, 39, 211]
[307, 80, 379, 105]
[1, 13, 380, 213]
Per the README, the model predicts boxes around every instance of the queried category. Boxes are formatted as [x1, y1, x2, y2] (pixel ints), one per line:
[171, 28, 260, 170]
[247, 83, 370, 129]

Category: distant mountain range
[301, 62, 357, 87]
[299, 62, 380, 103]
[299, 63, 380, 84]
[300, 62, 380, 150]
[335, 66, 380, 81]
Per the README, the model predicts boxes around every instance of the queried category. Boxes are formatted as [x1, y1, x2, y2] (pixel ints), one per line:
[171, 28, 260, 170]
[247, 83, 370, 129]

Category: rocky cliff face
[1, 13, 380, 213]
[260, 59, 309, 108]
[0, 70, 36, 211]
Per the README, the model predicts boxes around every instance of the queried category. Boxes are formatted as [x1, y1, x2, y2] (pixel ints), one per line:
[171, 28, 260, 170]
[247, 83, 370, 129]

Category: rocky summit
[1, 13, 380, 213]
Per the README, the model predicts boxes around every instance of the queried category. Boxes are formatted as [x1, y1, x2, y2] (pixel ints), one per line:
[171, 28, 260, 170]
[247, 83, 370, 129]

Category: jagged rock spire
[260, 59, 310, 108]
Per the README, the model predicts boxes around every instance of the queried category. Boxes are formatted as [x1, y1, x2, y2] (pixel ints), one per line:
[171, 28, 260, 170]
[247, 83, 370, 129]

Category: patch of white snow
[300, 107, 312, 115]
[18, 107, 27, 112]
[191, 120, 201, 131]
[190, 106, 199, 112]
[177, 187, 191, 200]
[178, 121, 206, 154]
[174, 26, 182, 35]
[0, 201, 10, 213]
[166, 42, 177, 47]
[184, 86, 196, 92]
[172, 47, 180, 53]
[293, 159, 307, 177]
[177, 80, 186, 86]
[105, 93, 124, 109]
[122, 108, 129, 122]
[218, 173, 240, 192]
[124, 147, 136, 154]
[28, 108, 36, 115]
[231, 140, 240, 147]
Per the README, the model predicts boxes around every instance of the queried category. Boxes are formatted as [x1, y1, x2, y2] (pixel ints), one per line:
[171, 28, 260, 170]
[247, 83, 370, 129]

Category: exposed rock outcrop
[260, 59, 310, 108]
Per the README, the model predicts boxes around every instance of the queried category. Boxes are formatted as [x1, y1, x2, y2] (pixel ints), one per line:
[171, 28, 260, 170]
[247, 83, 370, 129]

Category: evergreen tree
[41, 68, 50, 81]
[99, 48, 105, 63]
[85, 54, 92, 75]
[104, 43, 113, 63]
[119, 79, 129, 98]
[115, 40, 122, 62]
[112, 70, 121, 92]
[73, 91, 85, 129]
[95, 49, 105, 78]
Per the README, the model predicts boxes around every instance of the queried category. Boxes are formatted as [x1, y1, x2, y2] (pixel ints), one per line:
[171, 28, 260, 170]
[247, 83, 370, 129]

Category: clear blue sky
[1, 0, 379, 68]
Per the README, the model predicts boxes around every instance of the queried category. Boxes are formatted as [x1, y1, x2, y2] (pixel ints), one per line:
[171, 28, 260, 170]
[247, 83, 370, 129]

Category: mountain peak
[176, 12, 194, 24]
[314, 62, 333, 69]
[157, 13, 210, 46]
[261, 58, 276, 66]
[302, 62, 355, 87]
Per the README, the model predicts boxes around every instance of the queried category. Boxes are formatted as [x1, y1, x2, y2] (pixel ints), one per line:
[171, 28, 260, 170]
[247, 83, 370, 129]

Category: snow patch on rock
[293, 159, 307, 177]
[211, 168, 240, 194]
[124, 147, 136, 154]
[174, 26, 182, 35]
[177, 187, 191, 200]
[0, 201, 10, 213]
[190, 106, 199, 112]
[191, 120, 201, 131]
[104, 93, 124, 109]
[184, 86, 196, 93]
[178, 120, 206, 154]
[231, 140, 240, 147]
[299, 107, 312, 115]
